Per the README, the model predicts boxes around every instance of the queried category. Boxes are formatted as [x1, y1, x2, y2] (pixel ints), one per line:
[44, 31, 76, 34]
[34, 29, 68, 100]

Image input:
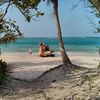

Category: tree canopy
[88, 0, 100, 32]
[0, 0, 44, 44]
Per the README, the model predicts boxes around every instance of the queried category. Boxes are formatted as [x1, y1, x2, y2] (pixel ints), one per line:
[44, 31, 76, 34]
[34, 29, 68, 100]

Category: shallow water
[0, 37, 100, 53]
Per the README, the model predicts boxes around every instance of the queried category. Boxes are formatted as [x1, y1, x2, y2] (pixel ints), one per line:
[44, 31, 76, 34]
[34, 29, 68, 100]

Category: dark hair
[40, 42, 43, 46]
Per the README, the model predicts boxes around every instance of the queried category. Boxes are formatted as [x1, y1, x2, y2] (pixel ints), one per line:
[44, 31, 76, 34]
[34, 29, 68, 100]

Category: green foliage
[36, 11, 44, 17]
[12, 0, 41, 9]
[89, 0, 100, 32]
[0, 18, 22, 44]
[0, 19, 20, 34]
[89, 0, 100, 12]
[10, 0, 43, 22]
[0, 59, 7, 84]
[0, 1, 42, 43]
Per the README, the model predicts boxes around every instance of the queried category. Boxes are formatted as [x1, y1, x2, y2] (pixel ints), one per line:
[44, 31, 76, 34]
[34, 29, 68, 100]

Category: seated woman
[38, 43, 45, 57]
[38, 43, 55, 57]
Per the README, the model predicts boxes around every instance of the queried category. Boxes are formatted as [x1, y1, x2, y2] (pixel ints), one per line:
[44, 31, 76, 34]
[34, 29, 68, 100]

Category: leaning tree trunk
[53, 0, 71, 65]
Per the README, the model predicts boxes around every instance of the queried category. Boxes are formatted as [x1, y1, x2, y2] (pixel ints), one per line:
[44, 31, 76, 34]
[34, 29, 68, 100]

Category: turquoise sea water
[0, 37, 100, 53]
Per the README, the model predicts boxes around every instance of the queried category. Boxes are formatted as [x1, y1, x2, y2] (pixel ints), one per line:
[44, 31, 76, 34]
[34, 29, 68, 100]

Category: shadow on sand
[1, 60, 99, 100]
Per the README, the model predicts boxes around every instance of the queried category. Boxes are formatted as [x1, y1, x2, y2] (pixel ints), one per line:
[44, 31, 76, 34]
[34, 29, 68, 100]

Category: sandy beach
[0, 51, 99, 80]
[1, 51, 100, 100]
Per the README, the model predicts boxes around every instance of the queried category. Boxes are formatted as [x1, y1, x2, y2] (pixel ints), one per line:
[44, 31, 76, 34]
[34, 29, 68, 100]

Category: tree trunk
[53, 0, 71, 65]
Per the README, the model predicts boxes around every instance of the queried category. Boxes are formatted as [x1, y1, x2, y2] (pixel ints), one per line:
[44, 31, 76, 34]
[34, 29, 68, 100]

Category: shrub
[0, 59, 7, 84]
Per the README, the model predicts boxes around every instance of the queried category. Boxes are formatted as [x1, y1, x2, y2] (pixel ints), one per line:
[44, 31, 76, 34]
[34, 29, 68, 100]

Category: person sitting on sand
[38, 43, 45, 56]
[38, 43, 55, 57]
[45, 45, 54, 53]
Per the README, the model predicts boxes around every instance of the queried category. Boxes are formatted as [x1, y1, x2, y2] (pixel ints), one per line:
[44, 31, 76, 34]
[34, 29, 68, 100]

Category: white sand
[0, 52, 99, 80]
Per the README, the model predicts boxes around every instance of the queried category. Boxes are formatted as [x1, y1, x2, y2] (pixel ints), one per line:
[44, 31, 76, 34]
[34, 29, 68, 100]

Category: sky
[2, 0, 100, 37]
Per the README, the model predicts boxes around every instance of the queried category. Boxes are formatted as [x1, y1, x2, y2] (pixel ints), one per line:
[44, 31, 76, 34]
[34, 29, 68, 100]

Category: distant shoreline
[1, 51, 99, 56]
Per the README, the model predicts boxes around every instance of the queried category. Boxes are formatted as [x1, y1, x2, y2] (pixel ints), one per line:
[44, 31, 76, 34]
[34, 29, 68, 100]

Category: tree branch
[15, 5, 38, 22]
[1, 1, 12, 19]
[71, 0, 82, 10]
[86, 14, 97, 28]
[0, 0, 9, 6]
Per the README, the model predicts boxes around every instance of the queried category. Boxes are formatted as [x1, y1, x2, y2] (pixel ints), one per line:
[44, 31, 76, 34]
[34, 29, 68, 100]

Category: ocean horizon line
[23, 36, 100, 38]
[0, 37, 100, 53]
